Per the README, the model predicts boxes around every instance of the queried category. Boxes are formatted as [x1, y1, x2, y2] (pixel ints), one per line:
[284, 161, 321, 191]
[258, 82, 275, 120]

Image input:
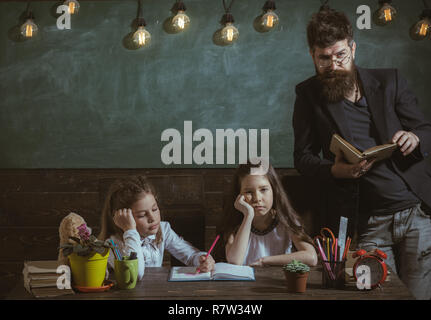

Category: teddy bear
[57, 212, 90, 265]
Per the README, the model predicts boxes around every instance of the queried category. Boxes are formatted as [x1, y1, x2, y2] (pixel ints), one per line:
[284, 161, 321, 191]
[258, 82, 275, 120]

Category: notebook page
[169, 266, 212, 281]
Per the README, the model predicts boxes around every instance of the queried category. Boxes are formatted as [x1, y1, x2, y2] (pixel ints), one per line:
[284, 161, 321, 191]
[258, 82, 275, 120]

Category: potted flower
[59, 223, 114, 288]
[282, 260, 310, 293]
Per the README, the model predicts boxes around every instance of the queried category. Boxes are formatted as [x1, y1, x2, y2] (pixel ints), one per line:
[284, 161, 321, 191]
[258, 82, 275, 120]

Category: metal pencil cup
[321, 259, 346, 289]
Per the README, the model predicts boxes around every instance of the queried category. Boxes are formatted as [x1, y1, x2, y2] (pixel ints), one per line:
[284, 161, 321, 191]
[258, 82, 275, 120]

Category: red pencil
[196, 234, 220, 274]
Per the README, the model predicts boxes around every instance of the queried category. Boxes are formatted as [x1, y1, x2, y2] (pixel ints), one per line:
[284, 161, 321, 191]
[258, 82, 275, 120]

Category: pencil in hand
[196, 234, 220, 274]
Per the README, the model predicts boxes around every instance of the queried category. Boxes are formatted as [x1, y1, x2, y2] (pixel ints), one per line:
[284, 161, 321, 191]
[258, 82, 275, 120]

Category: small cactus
[283, 260, 310, 274]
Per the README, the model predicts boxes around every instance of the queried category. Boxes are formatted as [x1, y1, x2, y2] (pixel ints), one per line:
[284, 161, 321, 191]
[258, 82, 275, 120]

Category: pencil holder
[321, 259, 346, 289]
[114, 256, 138, 290]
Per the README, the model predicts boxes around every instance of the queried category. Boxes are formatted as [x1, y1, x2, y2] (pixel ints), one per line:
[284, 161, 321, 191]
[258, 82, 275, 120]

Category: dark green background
[0, 0, 430, 168]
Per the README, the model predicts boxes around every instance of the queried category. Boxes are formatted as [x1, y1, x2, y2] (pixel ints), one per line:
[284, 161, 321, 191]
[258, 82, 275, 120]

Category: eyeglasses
[316, 47, 352, 69]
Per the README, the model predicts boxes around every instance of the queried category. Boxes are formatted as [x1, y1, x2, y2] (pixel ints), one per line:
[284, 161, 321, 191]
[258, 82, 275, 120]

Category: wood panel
[0, 227, 60, 261]
[0, 167, 319, 298]
[0, 192, 100, 227]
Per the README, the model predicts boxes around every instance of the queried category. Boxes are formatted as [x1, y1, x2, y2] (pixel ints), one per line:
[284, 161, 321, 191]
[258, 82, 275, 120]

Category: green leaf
[93, 246, 106, 254]
[77, 247, 92, 256]
[61, 247, 73, 257]
[59, 243, 73, 249]
[69, 236, 81, 244]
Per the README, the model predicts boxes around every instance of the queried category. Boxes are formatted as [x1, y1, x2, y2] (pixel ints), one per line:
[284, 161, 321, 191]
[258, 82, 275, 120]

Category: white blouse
[243, 222, 293, 266]
[107, 221, 206, 280]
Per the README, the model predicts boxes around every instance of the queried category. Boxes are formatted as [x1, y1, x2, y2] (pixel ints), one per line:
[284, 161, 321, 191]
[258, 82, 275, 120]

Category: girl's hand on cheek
[198, 255, 215, 272]
[234, 194, 254, 218]
[113, 208, 136, 232]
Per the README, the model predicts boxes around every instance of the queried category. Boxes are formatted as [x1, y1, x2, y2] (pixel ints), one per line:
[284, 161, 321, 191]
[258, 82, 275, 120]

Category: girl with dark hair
[218, 163, 317, 267]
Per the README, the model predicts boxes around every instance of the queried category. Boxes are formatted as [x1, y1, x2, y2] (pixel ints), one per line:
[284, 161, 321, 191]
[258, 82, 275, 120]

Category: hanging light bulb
[410, 6, 431, 40]
[374, 0, 397, 26]
[171, 1, 190, 32]
[20, 11, 38, 38]
[133, 24, 151, 47]
[260, 0, 279, 32]
[133, 0, 151, 48]
[63, 0, 80, 15]
[220, 13, 239, 44]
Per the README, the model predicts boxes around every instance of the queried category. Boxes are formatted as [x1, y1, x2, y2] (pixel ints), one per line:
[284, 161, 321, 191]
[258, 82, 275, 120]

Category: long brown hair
[98, 175, 163, 245]
[217, 163, 313, 257]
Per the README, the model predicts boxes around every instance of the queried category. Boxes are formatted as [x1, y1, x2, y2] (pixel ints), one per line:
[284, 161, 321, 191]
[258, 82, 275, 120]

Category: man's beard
[317, 65, 357, 103]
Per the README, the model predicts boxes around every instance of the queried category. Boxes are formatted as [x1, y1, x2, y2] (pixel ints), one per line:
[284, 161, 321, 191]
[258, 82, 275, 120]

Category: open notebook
[168, 263, 255, 281]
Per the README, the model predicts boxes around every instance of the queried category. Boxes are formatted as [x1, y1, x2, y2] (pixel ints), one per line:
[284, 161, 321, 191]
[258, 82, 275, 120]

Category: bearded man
[292, 7, 431, 300]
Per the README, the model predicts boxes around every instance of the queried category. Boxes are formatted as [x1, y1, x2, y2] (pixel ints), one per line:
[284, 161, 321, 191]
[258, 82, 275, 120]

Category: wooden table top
[7, 266, 414, 300]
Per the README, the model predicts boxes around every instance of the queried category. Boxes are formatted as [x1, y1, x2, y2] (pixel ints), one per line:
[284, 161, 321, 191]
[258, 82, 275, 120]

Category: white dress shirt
[108, 221, 206, 280]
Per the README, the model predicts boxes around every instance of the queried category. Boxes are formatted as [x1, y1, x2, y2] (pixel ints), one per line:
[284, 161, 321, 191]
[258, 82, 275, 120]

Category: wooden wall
[0, 168, 324, 298]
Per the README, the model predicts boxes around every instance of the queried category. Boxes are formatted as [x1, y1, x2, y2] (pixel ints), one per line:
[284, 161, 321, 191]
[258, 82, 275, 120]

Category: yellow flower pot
[68, 250, 109, 287]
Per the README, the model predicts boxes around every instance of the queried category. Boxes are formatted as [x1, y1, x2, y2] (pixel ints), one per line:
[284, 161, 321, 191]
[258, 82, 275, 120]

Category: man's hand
[392, 130, 420, 156]
[331, 152, 376, 179]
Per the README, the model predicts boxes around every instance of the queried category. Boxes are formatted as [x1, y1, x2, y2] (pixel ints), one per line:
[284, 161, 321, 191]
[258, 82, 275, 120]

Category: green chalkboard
[0, 0, 430, 168]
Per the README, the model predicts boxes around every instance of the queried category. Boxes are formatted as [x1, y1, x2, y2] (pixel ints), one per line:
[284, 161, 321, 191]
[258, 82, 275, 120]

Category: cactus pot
[284, 270, 309, 293]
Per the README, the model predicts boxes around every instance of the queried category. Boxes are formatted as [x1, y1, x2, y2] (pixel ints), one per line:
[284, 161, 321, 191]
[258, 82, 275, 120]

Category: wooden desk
[6, 266, 414, 300]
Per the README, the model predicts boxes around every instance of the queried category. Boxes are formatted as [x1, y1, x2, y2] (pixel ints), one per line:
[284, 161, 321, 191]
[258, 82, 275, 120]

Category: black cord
[137, 0, 146, 26]
[424, 0, 429, 9]
[137, 0, 143, 18]
[223, 0, 235, 13]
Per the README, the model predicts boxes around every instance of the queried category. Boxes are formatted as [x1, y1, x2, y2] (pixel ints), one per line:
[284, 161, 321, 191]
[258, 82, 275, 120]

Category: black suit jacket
[293, 67, 431, 233]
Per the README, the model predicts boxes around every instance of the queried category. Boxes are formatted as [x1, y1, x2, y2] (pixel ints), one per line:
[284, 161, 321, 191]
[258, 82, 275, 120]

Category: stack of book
[23, 260, 74, 298]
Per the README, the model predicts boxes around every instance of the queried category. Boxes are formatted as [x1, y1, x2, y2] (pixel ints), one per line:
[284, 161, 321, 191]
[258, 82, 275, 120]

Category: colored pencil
[196, 234, 220, 274]
[315, 238, 336, 280]
[342, 237, 351, 261]
[109, 239, 122, 260]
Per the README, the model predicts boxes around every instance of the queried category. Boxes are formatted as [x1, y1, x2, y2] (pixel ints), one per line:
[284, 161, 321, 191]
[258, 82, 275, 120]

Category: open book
[330, 134, 398, 164]
[168, 263, 255, 281]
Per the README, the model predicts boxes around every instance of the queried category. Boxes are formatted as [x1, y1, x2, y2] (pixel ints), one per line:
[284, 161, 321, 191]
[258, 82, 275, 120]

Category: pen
[315, 238, 336, 280]
[196, 234, 220, 274]
[342, 237, 351, 261]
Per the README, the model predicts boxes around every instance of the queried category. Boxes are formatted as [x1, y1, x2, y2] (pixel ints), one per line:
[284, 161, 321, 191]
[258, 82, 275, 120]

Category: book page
[330, 134, 364, 164]
[169, 266, 212, 281]
[23, 260, 60, 274]
[363, 143, 398, 161]
[213, 263, 255, 281]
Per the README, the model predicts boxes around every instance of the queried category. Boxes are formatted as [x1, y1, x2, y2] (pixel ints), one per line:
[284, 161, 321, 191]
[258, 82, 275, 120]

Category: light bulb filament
[419, 23, 428, 36]
[69, 2, 75, 14]
[384, 8, 392, 21]
[26, 24, 32, 37]
[266, 15, 274, 28]
[178, 17, 185, 29]
[227, 28, 233, 41]
[138, 32, 145, 45]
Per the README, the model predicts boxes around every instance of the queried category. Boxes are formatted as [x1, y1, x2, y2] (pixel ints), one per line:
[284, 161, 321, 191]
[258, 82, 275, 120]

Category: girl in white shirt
[218, 162, 318, 267]
[99, 176, 215, 280]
